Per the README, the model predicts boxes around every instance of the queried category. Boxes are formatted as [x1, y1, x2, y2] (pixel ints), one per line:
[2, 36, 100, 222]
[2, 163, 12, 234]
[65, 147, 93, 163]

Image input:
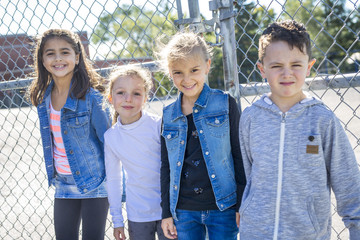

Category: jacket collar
[42, 79, 78, 112]
[194, 83, 210, 108]
[43, 80, 53, 100]
[255, 93, 323, 116]
[170, 84, 210, 121]
[63, 93, 78, 112]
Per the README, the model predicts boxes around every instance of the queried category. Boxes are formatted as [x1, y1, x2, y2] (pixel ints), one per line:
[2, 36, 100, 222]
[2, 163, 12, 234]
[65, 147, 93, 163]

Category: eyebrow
[44, 47, 72, 53]
[113, 87, 143, 92]
[171, 65, 201, 71]
[269, 60, 304, 65]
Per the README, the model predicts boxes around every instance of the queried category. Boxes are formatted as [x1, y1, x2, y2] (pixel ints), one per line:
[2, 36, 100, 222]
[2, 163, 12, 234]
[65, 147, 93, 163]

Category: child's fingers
[163, 225, 174, 239]
[236, 212, 240, 228]
[168, 223, 177, 239]
[166, 226, 177, 239]
[114, 227, 126, 240]
[172, 224, 177, 237]
[120, 228, 126, 240]
[114, 232, 121, 240]
[162, 226, 171, 238]
[161, 218, 177, 239]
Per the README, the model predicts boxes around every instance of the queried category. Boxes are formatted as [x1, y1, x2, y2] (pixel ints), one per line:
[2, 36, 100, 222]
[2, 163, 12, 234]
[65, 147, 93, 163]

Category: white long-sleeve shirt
[104, 111, 162, 228]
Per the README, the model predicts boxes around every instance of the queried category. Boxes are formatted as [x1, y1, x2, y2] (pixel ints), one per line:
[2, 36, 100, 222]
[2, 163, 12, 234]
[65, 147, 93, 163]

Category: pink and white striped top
[50, 102, 72, 175]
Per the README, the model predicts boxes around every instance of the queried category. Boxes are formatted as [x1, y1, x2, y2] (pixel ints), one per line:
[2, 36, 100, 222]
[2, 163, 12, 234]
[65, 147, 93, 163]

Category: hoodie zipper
[273, 112, 286, 240]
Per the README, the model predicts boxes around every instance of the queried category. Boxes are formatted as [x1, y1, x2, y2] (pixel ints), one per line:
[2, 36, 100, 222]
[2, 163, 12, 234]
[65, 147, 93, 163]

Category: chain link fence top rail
[0, 0, 359, 239]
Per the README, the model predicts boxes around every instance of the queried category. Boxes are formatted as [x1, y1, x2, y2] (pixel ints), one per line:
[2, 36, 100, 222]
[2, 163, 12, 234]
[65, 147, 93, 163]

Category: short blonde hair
[155, 31, 212, 75]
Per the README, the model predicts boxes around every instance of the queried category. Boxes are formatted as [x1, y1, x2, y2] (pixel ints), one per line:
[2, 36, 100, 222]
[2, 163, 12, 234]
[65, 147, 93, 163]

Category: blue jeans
[174, 208, 238, 240]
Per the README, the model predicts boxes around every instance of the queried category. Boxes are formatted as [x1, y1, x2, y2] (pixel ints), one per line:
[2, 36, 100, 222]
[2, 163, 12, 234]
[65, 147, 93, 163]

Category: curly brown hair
[258, 20, 312, 63]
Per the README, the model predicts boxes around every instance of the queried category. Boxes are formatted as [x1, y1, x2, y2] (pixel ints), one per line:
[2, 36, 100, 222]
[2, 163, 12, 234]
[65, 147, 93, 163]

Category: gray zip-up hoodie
[239, 94, 360, 240]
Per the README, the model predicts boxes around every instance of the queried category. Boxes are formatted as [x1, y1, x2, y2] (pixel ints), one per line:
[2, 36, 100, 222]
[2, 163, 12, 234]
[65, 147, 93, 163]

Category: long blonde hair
[105, 65, 153, 125]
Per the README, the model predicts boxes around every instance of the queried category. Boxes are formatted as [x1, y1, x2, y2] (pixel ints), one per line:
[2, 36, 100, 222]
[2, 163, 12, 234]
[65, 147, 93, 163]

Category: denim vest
[162, 84, 237, 219]
[37, 81, 110, 195]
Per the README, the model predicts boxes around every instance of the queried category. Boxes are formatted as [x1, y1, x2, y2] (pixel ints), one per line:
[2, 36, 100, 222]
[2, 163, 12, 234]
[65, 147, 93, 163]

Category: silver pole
[176, 0, 183, 21]
[188, 0, 200, 19]
[218, 0, 241, 111]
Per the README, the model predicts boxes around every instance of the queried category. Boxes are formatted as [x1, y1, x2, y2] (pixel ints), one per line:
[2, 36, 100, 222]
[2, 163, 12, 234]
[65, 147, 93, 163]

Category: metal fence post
[175, 0, 202, 31]
[188, 0, 200, 19]
[216, 0, 241, 111]
[174, 0, 240, 111]
[174, 0, 210, 84]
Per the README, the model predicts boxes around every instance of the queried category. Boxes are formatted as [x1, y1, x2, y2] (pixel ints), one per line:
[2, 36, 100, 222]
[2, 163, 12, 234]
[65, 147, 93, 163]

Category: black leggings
[54, 198, 109, 240]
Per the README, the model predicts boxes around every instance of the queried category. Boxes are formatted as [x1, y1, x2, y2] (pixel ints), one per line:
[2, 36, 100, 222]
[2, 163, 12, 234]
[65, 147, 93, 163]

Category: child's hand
[236, 212, 240, 228]
[161, 217, 177, 239]
[114, 227, 126, 240]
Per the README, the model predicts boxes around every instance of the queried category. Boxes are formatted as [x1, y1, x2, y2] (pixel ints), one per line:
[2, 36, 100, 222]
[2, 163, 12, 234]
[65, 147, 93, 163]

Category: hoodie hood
[252, 93, 324, 118]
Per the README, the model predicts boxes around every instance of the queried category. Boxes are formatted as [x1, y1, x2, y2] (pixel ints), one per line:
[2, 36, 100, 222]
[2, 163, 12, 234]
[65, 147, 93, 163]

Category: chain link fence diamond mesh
[1, 0, 359, 239]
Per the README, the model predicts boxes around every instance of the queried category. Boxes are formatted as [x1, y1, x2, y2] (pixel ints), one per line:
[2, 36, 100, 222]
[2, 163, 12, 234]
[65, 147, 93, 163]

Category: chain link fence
[0, 0, 359, 239]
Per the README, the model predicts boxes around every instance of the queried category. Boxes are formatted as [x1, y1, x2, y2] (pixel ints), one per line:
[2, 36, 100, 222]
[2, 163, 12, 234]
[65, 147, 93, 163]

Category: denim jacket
[162, 84, 237, 219]
[37, 81, 110, 196]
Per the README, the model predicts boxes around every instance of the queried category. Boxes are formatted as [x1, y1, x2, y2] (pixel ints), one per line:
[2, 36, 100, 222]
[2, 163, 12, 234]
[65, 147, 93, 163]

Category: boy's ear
[307, 58, 316, 76]
[256, 61, 266, 78]
[108, 95, 112, 104]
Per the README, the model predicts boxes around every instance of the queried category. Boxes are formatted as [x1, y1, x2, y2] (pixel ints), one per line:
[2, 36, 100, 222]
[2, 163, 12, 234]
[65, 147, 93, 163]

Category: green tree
[91, 1, 230, 95]
[234, 1, 275, 83]
[91, 2, 178, 97]
[92, 3, 177, 59]
[283, 0, 360, 74]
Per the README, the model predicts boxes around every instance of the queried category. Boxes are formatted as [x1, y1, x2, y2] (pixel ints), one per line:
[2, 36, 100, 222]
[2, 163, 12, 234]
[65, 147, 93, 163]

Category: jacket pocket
[204, 114, 229, 138]
[162, 129, 179, 151]
[239, 188, 255, 215]
[306, 196, 321, 233]
[297, 133, 324, 167]
[66, 113, 89, 139]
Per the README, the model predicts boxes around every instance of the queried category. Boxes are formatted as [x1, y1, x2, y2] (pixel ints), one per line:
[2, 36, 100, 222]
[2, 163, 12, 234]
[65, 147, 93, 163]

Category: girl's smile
[169, 53, 211, 104]
[280, 81, 294, 86]
[110, 75, 147, 125]
[42, 38, 79, 82]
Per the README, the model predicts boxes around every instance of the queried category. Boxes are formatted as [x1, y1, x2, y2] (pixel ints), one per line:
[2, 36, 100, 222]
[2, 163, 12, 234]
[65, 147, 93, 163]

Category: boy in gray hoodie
[239, 20, 360, 240]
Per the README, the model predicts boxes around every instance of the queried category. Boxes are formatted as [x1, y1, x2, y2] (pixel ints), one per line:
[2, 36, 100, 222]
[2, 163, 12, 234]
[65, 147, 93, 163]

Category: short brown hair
[258, 20, 312, 63]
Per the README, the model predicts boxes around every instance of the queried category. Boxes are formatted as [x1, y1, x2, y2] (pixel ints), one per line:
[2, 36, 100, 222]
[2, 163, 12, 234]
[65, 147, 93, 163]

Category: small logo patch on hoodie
[306, 145, 319, 154]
